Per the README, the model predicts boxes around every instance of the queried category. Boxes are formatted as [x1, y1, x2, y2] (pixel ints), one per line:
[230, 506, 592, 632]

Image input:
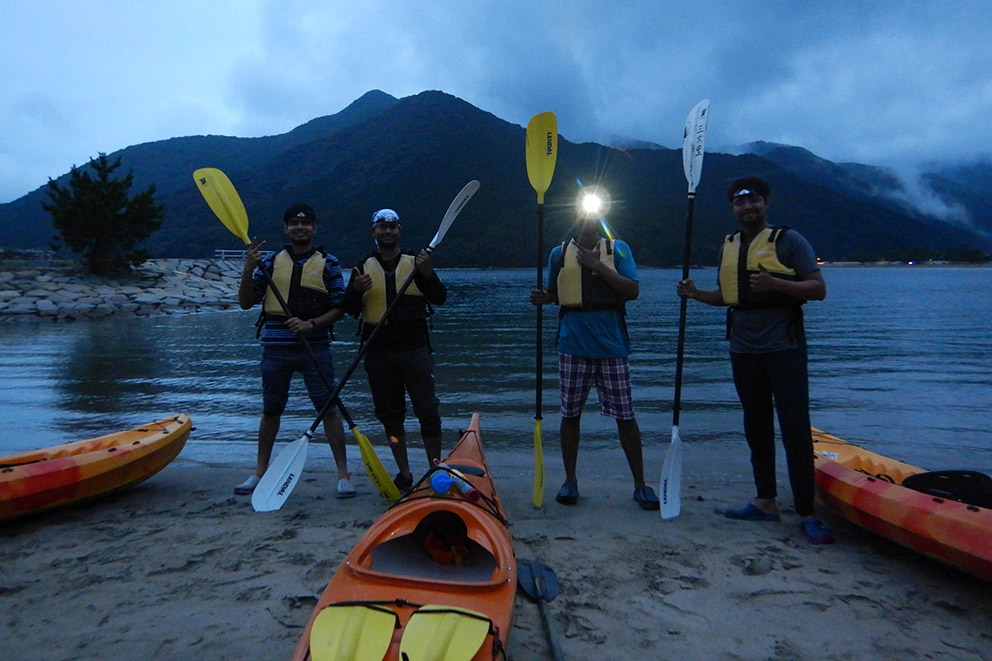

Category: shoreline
[3, 258, 991, 322]
[0, 258, 241, 321]
[3, 440, 989, 660]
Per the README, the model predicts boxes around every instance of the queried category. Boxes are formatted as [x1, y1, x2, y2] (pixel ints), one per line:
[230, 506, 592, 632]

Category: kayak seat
[901, 470, 992, 509]
[370, 510, 497, 581]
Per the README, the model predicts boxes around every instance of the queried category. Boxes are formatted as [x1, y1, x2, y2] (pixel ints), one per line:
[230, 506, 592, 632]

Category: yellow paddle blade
[532, 419, 544, 507]
[310, 604, 397, 661]
[192, 167, 251, 245]
[525, 112, 558, 204]
[399, 605, 490, 661]
[352, 426, 401, 501]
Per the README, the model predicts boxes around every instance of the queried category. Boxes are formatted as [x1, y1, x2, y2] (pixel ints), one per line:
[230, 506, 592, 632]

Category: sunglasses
[285, 218, 315, 227]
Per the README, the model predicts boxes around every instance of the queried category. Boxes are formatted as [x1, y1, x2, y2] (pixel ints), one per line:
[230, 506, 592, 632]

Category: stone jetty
[0, 259, 245, 321]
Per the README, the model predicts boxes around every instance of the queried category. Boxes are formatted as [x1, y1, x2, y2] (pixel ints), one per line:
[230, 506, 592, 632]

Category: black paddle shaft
[672, 194, 696, 427]
[517, 559, 565, 661]
[536, 203, 545, 420]
[308, 249, 433, 434]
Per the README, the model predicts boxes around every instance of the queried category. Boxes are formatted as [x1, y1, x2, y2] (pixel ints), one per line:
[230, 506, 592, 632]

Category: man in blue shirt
[531, 210, 659, 510]
[234, 203, 354, 499]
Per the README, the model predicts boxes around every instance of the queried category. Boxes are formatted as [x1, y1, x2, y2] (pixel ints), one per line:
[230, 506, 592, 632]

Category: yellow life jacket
[360, 254, 424, 324]
[263, 249, 328, 317]
[556, 238, 624, 310]
[718, 227, 802, 308]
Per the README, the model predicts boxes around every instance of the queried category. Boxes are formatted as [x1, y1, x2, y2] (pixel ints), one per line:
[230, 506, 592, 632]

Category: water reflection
[1, 268, 990, 474]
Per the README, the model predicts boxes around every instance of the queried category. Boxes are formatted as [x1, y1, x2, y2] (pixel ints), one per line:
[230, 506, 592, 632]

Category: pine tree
[43, 153, 165, 275]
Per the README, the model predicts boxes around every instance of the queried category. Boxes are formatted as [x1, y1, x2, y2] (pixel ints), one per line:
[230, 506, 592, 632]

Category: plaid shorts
[558, 353, 635, 420]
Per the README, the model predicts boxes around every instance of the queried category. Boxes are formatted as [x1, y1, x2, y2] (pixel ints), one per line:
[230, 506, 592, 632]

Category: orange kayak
[0, 413, 191, 520]
[812, 427, 992, 581]
[291, 413, 515, 661]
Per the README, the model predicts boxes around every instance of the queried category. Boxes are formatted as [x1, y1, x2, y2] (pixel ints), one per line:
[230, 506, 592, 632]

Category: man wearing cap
[676, 176, 833, 544]
[235, 203, 355, 499]
[342, 209, 448, 491]
[530, 208, 660, 511]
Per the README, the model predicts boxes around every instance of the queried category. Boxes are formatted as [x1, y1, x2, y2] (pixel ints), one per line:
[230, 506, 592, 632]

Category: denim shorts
[260, 344, 338, 416]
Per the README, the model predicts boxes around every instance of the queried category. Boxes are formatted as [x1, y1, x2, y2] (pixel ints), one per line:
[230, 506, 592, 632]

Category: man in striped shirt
[234, 203, 354, 499]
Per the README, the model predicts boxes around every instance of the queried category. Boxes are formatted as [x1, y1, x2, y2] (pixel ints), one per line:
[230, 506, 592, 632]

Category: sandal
[336, 479, 357, 499]
[234, 474, 260, 495]
[799, 518, 834, 544]
[393, 472, 413, 491]
[724, 502, 780, 521]
[556, 481, 579, 505]
[633, 486, 660, 510]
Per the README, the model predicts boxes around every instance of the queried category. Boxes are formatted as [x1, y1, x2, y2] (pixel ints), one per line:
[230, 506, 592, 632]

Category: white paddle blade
[429, 180, 480, 249]
[251, 433, 310, 512]
[681, 100, 710, 194]
[660, 426, 683, 519]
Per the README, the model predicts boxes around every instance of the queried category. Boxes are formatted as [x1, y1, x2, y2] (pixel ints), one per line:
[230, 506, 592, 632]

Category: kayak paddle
[399, 605, 491, 660]
[309, 604, 397, 660]
[517, 558, 565, 661]
[525, 111, 558, 508]
[253, 179, 481, 511]
[660, 99, 709, 520]
[192, 167, 397, 504]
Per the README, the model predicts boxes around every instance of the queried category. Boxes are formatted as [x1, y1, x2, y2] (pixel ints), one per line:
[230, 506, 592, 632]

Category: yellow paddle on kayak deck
[192, 167, 401, 503]
[399, 605, 491, 661]
[525, 112, 558, 508]
[310, 604, 398, 661]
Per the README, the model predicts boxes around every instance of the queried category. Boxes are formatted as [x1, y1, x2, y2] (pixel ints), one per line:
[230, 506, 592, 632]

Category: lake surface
[1, 267, 990, 473]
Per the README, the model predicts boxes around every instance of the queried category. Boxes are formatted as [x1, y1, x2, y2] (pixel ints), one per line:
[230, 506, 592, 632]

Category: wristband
[309, 319, 317, 330]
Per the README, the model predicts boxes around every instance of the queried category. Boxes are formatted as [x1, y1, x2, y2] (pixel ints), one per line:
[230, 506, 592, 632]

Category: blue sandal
[724, 503, 780, 521]
[799, 518, 835, 544]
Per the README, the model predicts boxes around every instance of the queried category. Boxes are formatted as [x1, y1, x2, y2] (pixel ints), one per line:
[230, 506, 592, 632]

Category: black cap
[283, 203, 316, 224]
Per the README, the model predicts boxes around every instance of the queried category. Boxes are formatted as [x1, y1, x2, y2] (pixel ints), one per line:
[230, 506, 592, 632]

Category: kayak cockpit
[368, 510, 499, 582]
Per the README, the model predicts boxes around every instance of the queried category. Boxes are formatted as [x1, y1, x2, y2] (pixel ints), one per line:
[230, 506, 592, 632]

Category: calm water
[1, 267, 990, 473]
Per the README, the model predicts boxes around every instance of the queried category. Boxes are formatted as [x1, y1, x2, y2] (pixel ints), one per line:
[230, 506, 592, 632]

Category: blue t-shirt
[547, 239, 638, 359]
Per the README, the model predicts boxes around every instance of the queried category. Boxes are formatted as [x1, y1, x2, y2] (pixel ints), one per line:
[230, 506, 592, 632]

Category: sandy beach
[2, 430, 990, 660]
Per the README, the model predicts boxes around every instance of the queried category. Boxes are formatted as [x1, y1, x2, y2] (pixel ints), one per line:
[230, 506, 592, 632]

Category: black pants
[730, 348, 815, 517]
[363, 346, 441, 439]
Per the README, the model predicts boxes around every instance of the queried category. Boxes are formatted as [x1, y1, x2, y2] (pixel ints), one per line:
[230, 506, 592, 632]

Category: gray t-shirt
[718, 229, 819, 353]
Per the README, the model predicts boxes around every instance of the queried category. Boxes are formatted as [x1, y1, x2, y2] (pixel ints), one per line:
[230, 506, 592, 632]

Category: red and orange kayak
[291, 413, 515, 661]
[0, 413, 191, 520]
[812, 427, 992, 581]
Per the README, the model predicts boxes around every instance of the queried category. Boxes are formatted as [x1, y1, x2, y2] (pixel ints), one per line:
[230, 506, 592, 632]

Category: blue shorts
[260, 344, 338, 416]
[558, 353, 635, 420]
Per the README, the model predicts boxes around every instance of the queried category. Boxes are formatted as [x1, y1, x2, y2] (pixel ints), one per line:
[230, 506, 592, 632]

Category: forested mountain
[2, 90, 989, 268]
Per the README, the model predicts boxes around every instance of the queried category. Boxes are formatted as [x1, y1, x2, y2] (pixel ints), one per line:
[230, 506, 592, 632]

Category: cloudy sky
[2, 0, 990, 203]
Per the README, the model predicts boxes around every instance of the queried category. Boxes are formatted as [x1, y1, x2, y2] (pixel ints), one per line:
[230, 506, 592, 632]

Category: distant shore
[0, 258, 241, 321]
[2, 256, 989, 322]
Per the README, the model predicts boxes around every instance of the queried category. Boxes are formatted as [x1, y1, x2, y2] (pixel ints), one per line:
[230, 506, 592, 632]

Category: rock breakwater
[0, 259, 244, 321]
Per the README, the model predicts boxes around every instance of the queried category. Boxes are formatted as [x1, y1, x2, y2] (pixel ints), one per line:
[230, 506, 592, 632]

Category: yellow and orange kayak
[812, 427, 992, 581]
[0, 413, 191, 521]
[291, 413, 515, 661]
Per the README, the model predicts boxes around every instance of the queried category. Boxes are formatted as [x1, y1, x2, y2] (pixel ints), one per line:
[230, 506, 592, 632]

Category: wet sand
[2, 433, 990, 660]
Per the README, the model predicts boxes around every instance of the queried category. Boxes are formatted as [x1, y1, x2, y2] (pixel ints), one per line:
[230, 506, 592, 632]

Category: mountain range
[2, 90, 990, 269]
